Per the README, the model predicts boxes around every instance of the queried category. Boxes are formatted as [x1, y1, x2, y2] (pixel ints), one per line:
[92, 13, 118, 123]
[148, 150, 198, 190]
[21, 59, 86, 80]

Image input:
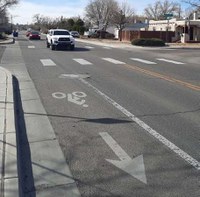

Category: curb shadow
[13, 76, 36, 197]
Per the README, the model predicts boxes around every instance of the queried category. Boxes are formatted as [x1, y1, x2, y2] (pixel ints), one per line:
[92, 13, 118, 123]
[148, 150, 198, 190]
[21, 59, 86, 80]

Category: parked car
[70, 31, 80, 38]
[29, 31, 41, 40]
[88, 30, 114, 39]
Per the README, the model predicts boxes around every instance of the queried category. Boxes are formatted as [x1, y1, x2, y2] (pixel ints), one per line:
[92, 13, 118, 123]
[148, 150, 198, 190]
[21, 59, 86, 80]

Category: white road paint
[59, 74, 90, 79]
[79, 78, 200, 170]
[130, 58, 157, 65]
[68, 92, 88, 107]
[99, 132, 147, 184]
[28, 46, 35, 48]
[85, 46, 95, 49]
[102, 58, 126, 64]
[102, 47, 111, 49]
[40, 59, 56, 66]
[157, 58, 185, 64]
[52, 92, 66, 99]
[73, 58, 93, 65]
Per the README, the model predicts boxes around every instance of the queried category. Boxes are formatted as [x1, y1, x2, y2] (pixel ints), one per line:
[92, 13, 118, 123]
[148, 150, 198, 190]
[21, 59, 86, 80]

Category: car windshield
[31, 31, 39, 35]
[54, 31, 70, 35]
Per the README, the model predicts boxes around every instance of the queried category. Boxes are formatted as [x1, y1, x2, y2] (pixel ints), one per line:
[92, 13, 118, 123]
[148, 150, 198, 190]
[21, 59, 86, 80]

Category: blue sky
[9, 0, 189, 24]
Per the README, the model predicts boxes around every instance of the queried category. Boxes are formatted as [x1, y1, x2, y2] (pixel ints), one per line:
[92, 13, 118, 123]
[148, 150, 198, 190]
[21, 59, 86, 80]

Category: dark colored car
[70, 31, 80, 38]
[29, 31, 41, 40]
[13, 31, 18, 37]
[88, 30, 114, 39]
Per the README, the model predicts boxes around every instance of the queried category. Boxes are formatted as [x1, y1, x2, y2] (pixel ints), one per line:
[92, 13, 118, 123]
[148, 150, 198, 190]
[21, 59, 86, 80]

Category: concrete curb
[0, 67, 19, 197]
[0, 38, 15, 45]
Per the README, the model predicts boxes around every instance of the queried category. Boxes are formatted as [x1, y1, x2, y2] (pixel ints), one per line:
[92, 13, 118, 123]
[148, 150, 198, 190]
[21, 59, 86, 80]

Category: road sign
[164, 13, 173, 19]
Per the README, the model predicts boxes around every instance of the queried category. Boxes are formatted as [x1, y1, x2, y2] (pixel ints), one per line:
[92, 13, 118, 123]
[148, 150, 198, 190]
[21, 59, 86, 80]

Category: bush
[131, 38, 165, 46]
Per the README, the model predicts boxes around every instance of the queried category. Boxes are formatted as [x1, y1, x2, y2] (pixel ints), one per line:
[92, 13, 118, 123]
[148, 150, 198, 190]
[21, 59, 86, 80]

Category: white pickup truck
[46, 29, 75, 50]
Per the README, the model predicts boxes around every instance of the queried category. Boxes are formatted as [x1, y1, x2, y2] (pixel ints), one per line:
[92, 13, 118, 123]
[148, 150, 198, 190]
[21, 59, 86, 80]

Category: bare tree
[111, 0, 135, 40]
[0, 0, 19, 13]
[182, 0, 200, 10]
[144, 0, 181, 20]
[85, 0, 118, 30]
[0, 9, 8, 24]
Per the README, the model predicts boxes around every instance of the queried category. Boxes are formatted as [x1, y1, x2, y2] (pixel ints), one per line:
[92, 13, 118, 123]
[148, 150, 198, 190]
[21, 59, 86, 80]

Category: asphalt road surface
[4, 33, 200, 196]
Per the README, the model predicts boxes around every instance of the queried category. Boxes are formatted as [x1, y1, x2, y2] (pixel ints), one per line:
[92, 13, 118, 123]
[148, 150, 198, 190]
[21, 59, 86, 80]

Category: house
[121, 12, 200, 43]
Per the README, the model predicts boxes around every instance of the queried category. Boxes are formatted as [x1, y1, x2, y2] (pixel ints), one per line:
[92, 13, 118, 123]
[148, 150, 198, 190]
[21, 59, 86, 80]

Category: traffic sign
[164, 13, 173, 19]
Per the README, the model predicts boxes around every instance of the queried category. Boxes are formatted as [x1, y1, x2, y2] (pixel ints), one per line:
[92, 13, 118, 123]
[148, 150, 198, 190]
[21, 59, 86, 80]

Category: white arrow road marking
[130, 58, 157, 65]
[102, 58, 126, 64]
[79, 78, 200, 170]
[157, 58, 185, 64]
[40, 59, 56, 66]
[99, 132, 147, 184]
[73, 58, 93, 65]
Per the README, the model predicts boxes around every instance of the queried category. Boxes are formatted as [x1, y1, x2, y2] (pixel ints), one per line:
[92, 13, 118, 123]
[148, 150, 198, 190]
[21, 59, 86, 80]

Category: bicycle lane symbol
[52, 91, 88, 107]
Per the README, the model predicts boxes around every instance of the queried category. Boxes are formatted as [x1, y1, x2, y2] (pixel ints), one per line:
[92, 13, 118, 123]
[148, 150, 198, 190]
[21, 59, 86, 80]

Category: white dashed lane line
[85, 46, 95, 49]
[102, 46, 111, 49]
[28, 46, 35, 48]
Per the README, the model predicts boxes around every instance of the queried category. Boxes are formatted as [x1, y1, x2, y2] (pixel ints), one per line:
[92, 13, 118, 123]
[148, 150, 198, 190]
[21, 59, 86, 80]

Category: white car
[46, 29, 75, 50]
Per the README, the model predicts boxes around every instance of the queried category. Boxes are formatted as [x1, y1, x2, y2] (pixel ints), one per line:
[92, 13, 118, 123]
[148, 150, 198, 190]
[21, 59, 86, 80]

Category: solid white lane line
[79, 78, 200, 170]
[28, 46, 35, 48]
[73, 58, 93, 65]
[130, 58, 157, 65]
[157, 58, 185, 64]
[40, 59, 56, 66]
[102, 58, 126, 64]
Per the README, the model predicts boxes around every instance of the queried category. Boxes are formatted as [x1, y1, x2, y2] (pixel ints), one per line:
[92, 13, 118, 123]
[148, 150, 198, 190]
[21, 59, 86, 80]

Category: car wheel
[70, 45, 74, 51]
[46, 41, 50, 48]
[50, 44, 55, 50]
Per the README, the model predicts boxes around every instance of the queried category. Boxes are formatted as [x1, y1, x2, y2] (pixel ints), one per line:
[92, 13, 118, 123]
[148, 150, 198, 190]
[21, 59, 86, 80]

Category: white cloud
[8, 1, 86, 24]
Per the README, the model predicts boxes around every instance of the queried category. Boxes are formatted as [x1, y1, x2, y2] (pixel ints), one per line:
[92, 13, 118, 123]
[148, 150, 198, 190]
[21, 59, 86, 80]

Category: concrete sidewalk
[0, 67, 19, 197]
[77, 37, 200, 49]
[0, 36, 81, 197]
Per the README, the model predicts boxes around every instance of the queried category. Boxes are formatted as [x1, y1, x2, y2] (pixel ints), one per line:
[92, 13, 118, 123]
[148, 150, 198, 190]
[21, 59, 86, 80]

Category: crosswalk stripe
[40, 59, 56, 66]
[28, 46, 35, 48]
[157, 58, 185, 64]
[102, 58, 125, 64]
[130, 58, 156, 65]
[73, 58, 93, 65]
